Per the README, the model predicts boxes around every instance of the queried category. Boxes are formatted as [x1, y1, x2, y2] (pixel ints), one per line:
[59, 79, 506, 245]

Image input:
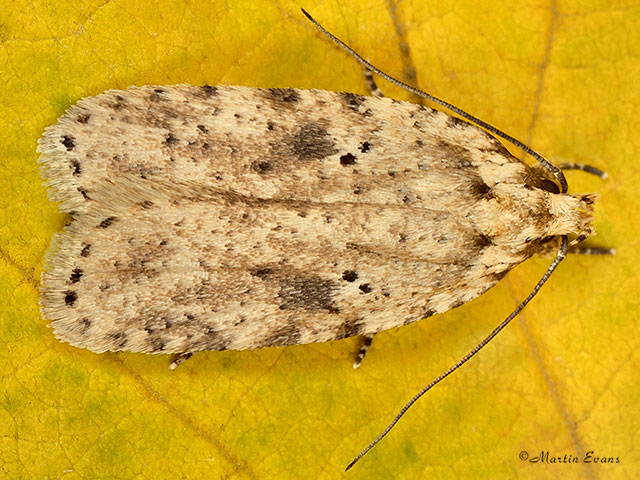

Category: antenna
[298, 9, 578, 470]
[300, 8, 568, 194]
[346, 237, 568, 470]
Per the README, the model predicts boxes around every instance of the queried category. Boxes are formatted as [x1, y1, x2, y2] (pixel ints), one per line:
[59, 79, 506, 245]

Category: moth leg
[558, 162, 607, 179]
[569, 246, 615, 256]
[353, 334, 374, 369]
[537, 237, 614, 256]
[169, 352, 194, 370]
[363, 69, 384, 97]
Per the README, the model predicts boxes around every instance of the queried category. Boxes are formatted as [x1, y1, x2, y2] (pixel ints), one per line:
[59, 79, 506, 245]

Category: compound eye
[541, 179, 560, 194]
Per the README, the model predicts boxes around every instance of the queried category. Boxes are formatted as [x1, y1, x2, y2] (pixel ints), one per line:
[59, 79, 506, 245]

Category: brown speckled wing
[38, 85, 592, 354]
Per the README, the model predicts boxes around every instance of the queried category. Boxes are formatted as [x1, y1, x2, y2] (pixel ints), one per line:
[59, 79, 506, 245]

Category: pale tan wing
[39, 85, 583, 354]
[40, 173, 553, 354]
[38, 85, 531, 214]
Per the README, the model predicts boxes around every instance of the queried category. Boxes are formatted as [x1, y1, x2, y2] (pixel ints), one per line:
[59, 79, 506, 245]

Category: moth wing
[42, 175, 520, 354]
[39, 85, 545, 353]
[38, 85, 525, 214]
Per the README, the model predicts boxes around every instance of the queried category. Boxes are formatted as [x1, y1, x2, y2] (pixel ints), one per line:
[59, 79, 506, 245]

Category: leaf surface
[0, 1, 636, 478]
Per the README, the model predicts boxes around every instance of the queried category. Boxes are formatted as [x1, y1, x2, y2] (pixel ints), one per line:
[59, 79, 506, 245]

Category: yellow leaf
[0, 1, 636, 479]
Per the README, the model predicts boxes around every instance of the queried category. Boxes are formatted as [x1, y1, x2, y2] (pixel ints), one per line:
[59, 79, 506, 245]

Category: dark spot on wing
[61, 135, 75, 151]
[334, 318, 364, 340]
[359, 283, 372, 293]
[340, 153, 357, 166]
[436, 140, 473, 166]
[69, 268, 83, 283]
[110, 331, 128, 348]
[260, 322, 301, 347]
[358, 141, 371, 153]
[341, 92, 365, 111]
[446, 116, 469, 128]
[76, 113, 91, 124]
[278, 275, 339, 313]
[64, 291, 77, 306]
[149, 336, 166, 352]
[150, 88, 167, 101]
[111, 95, 126, 109]
[251, 161, 272, 174]
[70, 160, 81, 176]
[165, 133, 178, 145]
[98, 217, 116, 228]
[80, 243, 91, 257]
[199, 85, 218, 98]
[474, 233, 494, 248]
[342, 270, 358, 282]
[266, 88, 300, 103]
[287, 123, 338, 161]
[470, 180, 491, 196]
[250, 266, 273, 279]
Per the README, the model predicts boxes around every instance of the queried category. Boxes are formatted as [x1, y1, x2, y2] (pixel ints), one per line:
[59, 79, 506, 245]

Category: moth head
[533, 174, 595, 248]
[526, 166, 595, 247]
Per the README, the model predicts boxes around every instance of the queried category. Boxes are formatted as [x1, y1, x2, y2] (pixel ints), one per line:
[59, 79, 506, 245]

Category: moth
[37, 9, 608, 468]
